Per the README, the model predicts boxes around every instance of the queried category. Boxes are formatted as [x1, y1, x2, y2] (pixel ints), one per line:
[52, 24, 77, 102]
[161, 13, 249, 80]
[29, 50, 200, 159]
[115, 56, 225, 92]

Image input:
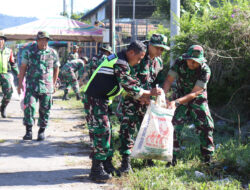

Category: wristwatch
[175, 100, 180, 107]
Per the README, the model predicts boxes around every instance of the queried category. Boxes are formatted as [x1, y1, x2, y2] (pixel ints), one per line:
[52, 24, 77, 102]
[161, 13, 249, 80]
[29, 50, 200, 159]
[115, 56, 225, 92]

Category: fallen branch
[210, 109, 235, 123]
[226, 85, 250, 106]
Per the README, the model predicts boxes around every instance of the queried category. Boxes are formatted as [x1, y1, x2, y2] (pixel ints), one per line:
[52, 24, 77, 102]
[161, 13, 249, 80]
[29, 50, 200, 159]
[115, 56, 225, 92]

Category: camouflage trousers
[83, 94, 113, 160]
[0, 73, 13, 108]
[172, 96, 214, 157]
[23, 89, 52, 128]
[60, 70, 79, 93]
[119, 96, 147, 155]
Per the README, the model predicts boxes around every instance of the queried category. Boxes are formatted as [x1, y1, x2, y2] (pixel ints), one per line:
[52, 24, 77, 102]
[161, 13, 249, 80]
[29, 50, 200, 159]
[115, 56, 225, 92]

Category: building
[80, 0, 160, 56]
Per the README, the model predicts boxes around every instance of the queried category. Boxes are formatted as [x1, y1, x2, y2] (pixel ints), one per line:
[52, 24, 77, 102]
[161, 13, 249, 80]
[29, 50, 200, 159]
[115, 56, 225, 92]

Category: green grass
[108, 116, 249, 189]
[54, 88, 84, 109]
[62, 92, 249, 189]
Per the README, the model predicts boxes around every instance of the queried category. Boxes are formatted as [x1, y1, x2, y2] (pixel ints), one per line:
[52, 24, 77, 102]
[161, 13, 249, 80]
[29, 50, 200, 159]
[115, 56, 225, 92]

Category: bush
[151, 0, 250, 122]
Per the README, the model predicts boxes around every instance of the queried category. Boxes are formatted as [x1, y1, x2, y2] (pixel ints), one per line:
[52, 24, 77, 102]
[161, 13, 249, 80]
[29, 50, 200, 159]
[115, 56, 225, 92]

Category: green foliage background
[150, 0, 250, 122]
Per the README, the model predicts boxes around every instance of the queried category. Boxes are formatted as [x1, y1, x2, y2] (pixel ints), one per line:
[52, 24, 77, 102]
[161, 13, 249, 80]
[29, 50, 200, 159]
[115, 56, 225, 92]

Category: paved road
[0, 96, 114, 190]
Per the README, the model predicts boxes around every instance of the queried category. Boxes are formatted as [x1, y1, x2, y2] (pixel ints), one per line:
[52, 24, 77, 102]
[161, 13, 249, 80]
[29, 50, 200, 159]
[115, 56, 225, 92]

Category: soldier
[68, 45, 79, 61]
[18, 31, 60, 141]
[163, 45, 214, 166]
[61, 58, 86, 101]
[118, 34, 170, 174]
[0, 32, 19, 118]
[83, 41, 161, 182]
[87, 43, 113, 79]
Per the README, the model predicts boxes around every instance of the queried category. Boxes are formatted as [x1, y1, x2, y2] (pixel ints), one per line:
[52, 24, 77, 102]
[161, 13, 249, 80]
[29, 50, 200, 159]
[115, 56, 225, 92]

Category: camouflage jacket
[68, 52, 79, 61]
[61, 59, 85, 78]
[22, 44, 60, 94]
[115, 51, 142, 98]
[133, 49, 163, 90]
[85, 51, 143, 99]
[87, 53, 107, 78]
[168, 57, 211, 98]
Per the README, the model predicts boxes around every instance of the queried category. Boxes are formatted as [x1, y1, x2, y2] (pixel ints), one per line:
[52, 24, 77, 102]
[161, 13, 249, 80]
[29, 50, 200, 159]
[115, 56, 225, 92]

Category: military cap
[0, 32, 7, 41]
[36, 31, 52, 40]
[99, 43, 113, 54]
[183, 45, 207, 65]
[73, 45, 79, 50]
[149, 33, 170, 51]
[81, 56, 89, 62]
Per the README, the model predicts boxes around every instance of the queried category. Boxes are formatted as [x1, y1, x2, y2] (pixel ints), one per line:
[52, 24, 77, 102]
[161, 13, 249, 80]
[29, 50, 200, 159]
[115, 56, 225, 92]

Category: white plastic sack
[20, 78, 26, 111]
[9, 73, 20, 101]
[131, 88, 175, 161]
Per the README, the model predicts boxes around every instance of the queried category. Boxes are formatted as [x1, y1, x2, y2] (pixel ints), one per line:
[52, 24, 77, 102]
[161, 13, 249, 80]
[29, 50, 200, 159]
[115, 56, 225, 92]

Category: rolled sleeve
[195, 80, 207, 89]
[134, 88, 145, 99]
[21, 50, 29, 65]
[114, 60, 141, 97]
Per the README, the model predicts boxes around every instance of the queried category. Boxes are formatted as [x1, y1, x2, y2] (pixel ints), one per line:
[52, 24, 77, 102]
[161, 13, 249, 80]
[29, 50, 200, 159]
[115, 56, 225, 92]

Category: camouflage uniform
[60, 59, 84, 94]
[22, 43, 60, 128]
[0, 32, 19, 117]
[68, 51, 79, 61]
[87, 54, 107, 79]
[0, 48, 19, 105]
[68, 45, 79, 61]
[119, 51, 163, 155]
[168, 45, 214, 159]
[83, 50, 144, 161]
[119, 34, 170, 156]
[86, 44, 113, 79]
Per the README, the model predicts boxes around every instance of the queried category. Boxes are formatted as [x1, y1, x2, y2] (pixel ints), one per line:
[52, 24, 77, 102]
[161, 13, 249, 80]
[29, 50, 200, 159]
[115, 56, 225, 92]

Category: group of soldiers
[0, 30, 214, 183]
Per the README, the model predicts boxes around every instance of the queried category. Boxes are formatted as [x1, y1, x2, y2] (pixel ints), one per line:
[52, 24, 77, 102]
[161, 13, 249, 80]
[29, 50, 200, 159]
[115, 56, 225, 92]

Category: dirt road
[0, 96, 115, 190]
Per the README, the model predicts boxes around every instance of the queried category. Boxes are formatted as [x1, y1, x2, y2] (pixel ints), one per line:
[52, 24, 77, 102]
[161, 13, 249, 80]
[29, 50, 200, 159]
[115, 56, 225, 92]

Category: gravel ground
[0, 96, 115, 190]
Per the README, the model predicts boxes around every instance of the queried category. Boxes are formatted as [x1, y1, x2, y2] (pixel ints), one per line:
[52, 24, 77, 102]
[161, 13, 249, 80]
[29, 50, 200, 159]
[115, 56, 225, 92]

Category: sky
[0, 0, 103, 18]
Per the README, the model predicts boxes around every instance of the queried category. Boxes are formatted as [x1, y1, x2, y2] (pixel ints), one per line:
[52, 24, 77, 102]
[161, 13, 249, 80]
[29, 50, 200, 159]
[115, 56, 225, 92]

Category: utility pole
[109, 0, 116, 53]
[71, 0, 74, 16]
[170, 0, 180, 66]
[131, 0, 136, 42]
[63, 0, 66, 16]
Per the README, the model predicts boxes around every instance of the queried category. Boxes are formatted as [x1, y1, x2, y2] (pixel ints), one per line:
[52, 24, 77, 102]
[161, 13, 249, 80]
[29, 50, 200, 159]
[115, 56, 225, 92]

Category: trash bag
[131, 88, 175, 162]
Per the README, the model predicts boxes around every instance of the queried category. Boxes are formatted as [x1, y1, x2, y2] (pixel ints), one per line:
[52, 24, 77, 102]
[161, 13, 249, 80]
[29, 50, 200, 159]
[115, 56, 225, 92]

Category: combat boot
[204, 155, 212, 165]
[166, 155, 177, 167]
[0, 105, 7, 118]
[23, 125, 32, 140]
[143, 159, 155, 167]
[62, 89, 70, 100]
[119, 154, 132, 175]
[89, 159, 111, 182]
[103, 156, 120, 176]
[76, 93, 81, 101]
[37, 128, 45, 141]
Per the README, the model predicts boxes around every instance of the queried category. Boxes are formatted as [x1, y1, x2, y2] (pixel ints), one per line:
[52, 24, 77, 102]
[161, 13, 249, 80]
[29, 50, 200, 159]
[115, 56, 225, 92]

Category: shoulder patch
[107, 54, 117, 61]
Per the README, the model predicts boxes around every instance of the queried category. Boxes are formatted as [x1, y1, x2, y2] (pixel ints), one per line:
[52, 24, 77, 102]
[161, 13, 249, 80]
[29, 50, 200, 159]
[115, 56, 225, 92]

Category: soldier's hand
[139, 97, 150, 105]
[150, 88, 162, 96]
[53, 87, 57, 94]
[166, 100, 176, 109]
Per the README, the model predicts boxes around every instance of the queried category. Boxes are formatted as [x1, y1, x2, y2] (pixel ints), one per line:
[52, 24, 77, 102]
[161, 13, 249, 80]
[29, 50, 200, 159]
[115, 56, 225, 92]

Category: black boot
[23, 125, 32, 140]
[103, 156, 120, 176]
[119, 154, 132, 174]
[143, 159, 155, 167]
[166, 155, 177, 167]
[76, 93, 81, 100]
[37, 128, 45, 141]
[204, 155, 212, 165]
[1, 105, 7, 118]
[62, 89, 70, 100]
[89, 159, 111, 182]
